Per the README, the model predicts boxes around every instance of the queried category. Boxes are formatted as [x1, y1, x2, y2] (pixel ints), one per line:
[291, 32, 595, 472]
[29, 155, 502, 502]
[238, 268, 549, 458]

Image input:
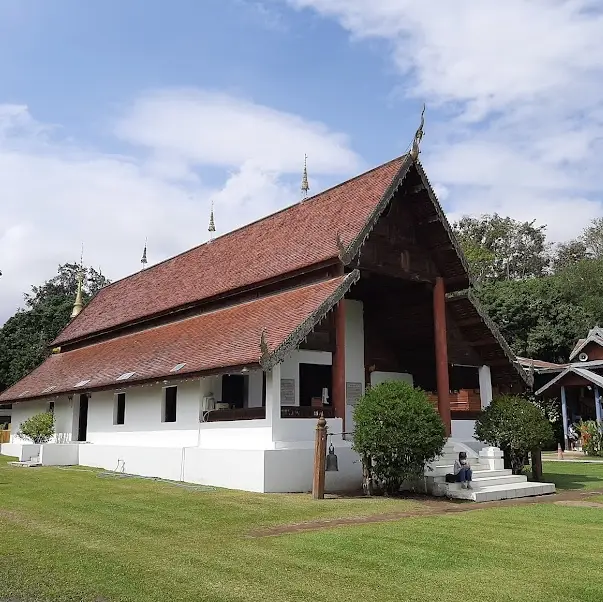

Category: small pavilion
[532, 327, 603, 448]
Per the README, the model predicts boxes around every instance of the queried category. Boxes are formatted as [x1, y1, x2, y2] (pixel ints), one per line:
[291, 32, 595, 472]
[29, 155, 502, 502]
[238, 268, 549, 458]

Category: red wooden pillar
[433, 276, 451, 436]
[332, 298, 346, 431]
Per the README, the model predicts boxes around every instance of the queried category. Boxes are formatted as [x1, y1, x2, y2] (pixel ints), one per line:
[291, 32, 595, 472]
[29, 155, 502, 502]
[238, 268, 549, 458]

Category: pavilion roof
[516, 357, 567, 374]
[1, 273, 358, 403]
[535, 362, 603, 396]
[569, 327, 603, 361]
[53, 155, 470, 347]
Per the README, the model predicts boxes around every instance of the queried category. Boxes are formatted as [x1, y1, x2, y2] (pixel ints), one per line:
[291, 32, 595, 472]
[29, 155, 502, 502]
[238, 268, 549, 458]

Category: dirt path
[248, 489, 603, 537]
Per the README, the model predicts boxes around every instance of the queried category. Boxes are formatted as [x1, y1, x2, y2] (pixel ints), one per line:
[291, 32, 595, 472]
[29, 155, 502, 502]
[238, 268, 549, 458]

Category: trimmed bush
[17, 411, 55, 444]
[353, 381, 446, 495]
[475, 395, 553, 474]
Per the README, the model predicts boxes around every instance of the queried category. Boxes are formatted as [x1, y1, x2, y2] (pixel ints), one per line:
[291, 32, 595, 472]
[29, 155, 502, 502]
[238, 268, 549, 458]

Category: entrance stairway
[425, 441, 555, 502]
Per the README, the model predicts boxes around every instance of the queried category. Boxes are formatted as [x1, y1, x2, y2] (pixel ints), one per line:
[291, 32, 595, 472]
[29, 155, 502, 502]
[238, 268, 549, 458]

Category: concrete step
[430, 468, 511, 480]
[428, 463, 487, 477]
[448, 480, 556, 502]
[445, 474, 527, 491]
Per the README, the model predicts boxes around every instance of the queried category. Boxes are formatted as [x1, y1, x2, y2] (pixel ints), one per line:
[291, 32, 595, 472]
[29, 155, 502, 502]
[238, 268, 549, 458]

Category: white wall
[451, 419, 477, 441]
[264, 444, 362, 493]
[479, 365, 493, 408]
[184, 448, 266, 492]
[198, 421, 273, 449]
[86, 381, 202, 447]
[345, 299, 365, 433]
[79, 443, 185, 481]
[10, 400, 50, 442]
[40, 443, 80, 466]
[370, 371, 414, 387]
[54, 398, 74, 442]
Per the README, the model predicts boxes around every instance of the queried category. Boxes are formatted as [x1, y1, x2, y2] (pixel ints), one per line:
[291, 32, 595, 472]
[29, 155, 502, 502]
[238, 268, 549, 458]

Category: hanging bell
[325, 443, 339, 472]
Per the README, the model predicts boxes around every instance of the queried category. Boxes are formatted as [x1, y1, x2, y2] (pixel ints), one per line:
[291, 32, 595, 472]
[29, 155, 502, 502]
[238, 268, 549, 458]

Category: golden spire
[410, 103, 426, 161]
[141, 238, 148, 270]
[208, 201, 216, 242]
[301, 154, 309, 200]
[71, 246, 84, 319]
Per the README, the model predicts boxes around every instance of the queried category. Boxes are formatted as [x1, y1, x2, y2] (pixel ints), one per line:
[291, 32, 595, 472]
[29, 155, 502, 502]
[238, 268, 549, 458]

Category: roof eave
[260, 270, 360, 370]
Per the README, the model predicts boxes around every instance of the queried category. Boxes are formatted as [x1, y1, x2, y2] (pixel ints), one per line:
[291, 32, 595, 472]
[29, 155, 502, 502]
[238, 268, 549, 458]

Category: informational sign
[280, 378, 296, 405]
[346, 382, 363, 406]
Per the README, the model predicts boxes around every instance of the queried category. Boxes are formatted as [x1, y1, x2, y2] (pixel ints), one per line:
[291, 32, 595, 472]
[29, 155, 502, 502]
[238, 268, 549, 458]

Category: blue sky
[0, 0, 409, 165]
[2, 0, 603, 323]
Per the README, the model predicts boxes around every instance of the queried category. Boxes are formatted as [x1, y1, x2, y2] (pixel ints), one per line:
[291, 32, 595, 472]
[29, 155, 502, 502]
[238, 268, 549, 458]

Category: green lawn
[1, 457, 603, 602]
[540, 460, 603, 490]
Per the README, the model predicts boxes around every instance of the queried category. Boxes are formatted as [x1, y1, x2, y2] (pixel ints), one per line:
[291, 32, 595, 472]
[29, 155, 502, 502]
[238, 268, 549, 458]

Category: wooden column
[332, 298, 346, 431]
[561, 385, 569, 450]
[433, 276, 451, 436]
[312, 415, 327, 499]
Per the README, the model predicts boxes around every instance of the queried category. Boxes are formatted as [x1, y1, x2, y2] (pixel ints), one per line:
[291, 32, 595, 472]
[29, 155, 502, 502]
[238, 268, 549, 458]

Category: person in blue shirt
[454, 451, 472, 489]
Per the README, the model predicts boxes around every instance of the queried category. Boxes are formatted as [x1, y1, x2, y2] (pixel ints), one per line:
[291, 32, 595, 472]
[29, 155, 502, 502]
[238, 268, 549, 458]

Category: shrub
[353, 381, 447, 495]
[17, 411, 55, 444]
[578, 421, 603, 457]
[475, 395, 554, 474]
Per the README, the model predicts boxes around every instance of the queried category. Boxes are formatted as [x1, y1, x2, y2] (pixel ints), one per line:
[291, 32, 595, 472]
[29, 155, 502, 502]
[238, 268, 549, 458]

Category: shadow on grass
[530, 471, 603, 491]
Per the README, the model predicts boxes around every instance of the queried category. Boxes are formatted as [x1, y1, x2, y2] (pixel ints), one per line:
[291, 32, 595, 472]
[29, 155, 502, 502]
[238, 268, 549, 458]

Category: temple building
[0, 150, 550, 499]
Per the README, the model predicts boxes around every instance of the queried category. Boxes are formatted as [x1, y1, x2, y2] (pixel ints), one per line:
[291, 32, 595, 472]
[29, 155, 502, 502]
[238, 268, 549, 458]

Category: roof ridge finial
[141, 237, 148, 270]
[208, 200, 216, 242]
[410, 103, 426, 161]
[301, 154, 309, 201]
[71, 245, 85, 319]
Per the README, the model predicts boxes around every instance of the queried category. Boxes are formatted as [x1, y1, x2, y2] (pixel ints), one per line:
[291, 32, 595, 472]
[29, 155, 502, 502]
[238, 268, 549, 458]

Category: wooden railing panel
[426, 389, 482, 413]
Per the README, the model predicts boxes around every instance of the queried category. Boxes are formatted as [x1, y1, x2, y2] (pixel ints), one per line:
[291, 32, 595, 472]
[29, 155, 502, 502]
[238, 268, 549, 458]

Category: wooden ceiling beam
[467, 338, 498, 347]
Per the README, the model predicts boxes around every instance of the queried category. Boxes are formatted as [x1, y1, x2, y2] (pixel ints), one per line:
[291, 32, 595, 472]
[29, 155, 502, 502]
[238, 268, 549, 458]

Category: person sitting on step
[454, 451, 472, 489]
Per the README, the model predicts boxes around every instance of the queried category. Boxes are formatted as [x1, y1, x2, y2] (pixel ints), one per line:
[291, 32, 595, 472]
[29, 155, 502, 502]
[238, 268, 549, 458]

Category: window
[221, 375, 248, 409]
[114, 393, 126, 425]
[48, 402, 55, 414]
[162, 387, 177, 423]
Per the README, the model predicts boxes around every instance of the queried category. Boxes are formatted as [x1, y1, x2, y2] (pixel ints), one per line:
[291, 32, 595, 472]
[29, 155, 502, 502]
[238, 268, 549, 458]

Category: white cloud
[285, 0, 603, 240]
[0, 94, 361, 325]
[115, 89, 361, 176]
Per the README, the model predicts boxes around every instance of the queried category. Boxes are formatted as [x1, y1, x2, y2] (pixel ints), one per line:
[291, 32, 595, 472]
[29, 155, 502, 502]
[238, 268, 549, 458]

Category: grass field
[1, 457, 603, 602]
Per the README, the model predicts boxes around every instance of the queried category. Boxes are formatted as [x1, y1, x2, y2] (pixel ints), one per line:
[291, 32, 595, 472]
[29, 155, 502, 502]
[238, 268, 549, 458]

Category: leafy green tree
[552, 240, 590, 273]
[17, 411, 55, 444]
[454, 214, 550, 282]
[353, 381, 446, 495]
[475, 396, 554, 474]
[0, 264, 109, 390]
[581, 217, 603, 259]
[476, 277, 593, 363]
[556, 258, 603, 325]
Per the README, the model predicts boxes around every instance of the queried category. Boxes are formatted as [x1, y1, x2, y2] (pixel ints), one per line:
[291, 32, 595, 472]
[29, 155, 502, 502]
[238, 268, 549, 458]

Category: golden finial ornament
[71, 247, 85, 319]
[410, 103, 425, 161]
[141, 238, 148, 270]
[301, 154, 309, 200]
[208, 201, 216, 242]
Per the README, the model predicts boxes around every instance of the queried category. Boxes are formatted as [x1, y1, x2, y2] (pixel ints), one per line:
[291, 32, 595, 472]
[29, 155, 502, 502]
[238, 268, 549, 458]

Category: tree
[476, 277, 593, 363]
[454, 214, 550, 283]
[556, 258, 603, 326]
[552, 240, 590, 273]
[17, 411, 55, 444]
[475, 396, 554, 474]
[581, 217, 603, 259]
[0, 264, 109, 390]
[353, 381, 446, 495]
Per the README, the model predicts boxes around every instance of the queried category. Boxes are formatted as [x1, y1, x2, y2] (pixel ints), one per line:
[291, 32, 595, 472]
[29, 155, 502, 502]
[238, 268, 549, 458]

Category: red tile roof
[2, 274, 356, 403]
[53, 157, 407, 345]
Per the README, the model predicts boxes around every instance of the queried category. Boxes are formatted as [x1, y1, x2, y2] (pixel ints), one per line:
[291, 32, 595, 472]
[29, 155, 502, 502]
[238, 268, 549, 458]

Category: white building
[0, 153, 553, 500]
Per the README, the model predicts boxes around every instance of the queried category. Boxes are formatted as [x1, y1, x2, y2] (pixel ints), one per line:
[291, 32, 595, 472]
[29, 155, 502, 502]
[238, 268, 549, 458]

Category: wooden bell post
[312, 414, 327, 499]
